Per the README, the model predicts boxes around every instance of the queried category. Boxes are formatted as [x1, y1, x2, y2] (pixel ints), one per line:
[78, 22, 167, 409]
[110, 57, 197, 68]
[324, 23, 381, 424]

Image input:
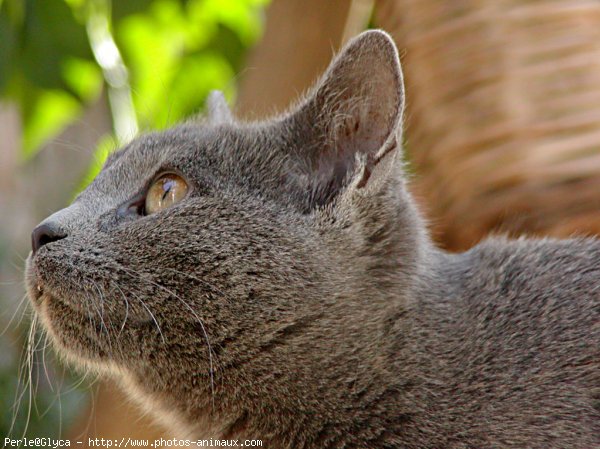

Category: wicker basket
[375, 0, 600, 249]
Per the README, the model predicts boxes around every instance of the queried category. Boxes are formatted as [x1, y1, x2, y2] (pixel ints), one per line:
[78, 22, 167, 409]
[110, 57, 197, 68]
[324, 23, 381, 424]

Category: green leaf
[111, 0, 155, 22]
[0, 2, 19, 93]
[61, 57, 103, 102]
[22, 89, 81, 159]
[19, 0, 92, 91]
[190, 0, 268, 45]
[115, 0, 269, 129]
[156, 53, 234, 126]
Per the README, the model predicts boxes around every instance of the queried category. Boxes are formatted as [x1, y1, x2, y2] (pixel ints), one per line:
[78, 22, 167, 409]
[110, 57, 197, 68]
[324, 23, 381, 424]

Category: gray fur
[26, 30, 599, 448]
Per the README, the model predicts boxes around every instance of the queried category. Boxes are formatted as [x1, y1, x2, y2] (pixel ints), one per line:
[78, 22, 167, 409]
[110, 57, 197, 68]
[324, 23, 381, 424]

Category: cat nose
[31, 222, 68, 255]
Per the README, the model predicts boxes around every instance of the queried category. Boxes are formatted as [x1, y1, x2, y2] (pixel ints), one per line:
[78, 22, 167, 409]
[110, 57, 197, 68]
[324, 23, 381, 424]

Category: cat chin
[40, 299, 127, 378]
[34, 293, 118, 371]
[34, 289, 161, 381]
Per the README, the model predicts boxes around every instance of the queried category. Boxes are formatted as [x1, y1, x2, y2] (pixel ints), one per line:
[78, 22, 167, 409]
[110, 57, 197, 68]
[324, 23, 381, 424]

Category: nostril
[31, 223, 68, 255]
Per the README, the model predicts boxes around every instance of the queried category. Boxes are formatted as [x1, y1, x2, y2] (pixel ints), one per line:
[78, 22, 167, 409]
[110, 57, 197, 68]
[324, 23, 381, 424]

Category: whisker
[7, 314, 31, 438]
[117, 266, 216, 406]
[89, 282, 113, 354]
[123, 285, 166, 344]
[113, 283, 130, 336]
[41, 332, 54, 393]
[31, 320, 47, 418]
[9, 314, 39, 439]
[9, 249, 29, 267]
[1, 292, 31, 337]
[164, 267, 237, 303]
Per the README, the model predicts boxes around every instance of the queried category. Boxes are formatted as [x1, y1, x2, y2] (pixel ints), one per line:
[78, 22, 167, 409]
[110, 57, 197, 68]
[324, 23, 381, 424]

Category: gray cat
[26, 30, 599, 448]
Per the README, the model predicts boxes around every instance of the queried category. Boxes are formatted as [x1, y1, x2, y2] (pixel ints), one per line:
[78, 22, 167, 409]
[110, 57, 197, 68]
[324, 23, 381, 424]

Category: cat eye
[144, 174, 189, 215]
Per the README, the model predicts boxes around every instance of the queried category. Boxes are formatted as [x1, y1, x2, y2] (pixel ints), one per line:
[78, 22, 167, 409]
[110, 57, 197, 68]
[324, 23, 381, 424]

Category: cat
[26, 30, 599, 448]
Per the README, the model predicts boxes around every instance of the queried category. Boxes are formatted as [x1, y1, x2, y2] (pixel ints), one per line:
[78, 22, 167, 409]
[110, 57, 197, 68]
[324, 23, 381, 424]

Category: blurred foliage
[0, 0, 269, 157]
[0, 0, 269, 438]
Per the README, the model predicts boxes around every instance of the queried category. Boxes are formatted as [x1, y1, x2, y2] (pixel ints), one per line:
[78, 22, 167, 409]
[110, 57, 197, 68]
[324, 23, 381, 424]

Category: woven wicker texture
[375, 0, 600, 250]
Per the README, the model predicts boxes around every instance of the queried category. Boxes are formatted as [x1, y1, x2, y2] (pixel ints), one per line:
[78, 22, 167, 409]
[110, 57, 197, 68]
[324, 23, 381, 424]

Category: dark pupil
[161, 178, 174, 201]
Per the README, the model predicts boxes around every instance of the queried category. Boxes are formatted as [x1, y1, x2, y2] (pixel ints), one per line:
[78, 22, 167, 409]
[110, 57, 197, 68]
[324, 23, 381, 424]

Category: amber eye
[144, 174, 189, 215]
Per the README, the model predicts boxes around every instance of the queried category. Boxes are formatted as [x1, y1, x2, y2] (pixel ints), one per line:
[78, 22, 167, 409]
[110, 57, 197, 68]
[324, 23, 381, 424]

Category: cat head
[26, 30, 425, 390]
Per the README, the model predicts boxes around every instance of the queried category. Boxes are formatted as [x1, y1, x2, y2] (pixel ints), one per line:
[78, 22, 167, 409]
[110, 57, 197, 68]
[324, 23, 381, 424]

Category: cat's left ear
[206, 90, 233, 124]
[284, 30, 404, 208]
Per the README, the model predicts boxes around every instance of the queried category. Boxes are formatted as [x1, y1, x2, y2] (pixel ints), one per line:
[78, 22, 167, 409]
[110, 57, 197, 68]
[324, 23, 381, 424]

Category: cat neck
[122, 249, 456, 446]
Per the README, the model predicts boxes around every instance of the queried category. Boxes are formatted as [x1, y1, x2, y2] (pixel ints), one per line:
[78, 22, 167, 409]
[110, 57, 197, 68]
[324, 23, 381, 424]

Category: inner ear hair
[279, 31, 405, 209]
[355, 135, 399, 189]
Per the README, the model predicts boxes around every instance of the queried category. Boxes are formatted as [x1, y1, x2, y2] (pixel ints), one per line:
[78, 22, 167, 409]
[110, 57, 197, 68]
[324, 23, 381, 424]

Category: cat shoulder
[459, 235, 600, 314]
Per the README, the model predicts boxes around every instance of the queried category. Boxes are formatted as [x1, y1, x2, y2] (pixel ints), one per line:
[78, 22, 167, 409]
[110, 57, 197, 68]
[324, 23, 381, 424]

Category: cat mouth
[28, 268, 156, 336]
[29, 282, 44, 304]
[27, 277, 121, 360]
[26, 265, 71, 311]
[26, 262, 103, 334]
[27, 254, 97, 313]
[27, 279, 79, 324]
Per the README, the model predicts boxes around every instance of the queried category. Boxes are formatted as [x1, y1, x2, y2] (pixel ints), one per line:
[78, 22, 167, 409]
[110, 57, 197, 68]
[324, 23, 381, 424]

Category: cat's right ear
[282, 30, 405, 209]
[206, 90, 233, 125]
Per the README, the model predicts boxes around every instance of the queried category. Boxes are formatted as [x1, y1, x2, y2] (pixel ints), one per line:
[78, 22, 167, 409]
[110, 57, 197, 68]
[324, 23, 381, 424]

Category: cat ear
[206, 90, 233, 124]
[285, 30, 404, 207]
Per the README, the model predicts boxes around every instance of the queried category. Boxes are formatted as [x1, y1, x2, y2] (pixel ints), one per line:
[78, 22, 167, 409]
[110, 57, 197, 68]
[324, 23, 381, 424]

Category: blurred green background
[0, 0, 268, 439]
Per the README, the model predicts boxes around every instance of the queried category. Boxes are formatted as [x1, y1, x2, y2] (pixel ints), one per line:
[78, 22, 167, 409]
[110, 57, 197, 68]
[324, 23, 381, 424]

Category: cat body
[26, 31, 599, 448]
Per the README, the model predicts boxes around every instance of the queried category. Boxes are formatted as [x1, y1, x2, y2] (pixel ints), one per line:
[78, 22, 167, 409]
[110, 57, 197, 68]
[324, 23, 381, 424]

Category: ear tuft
[206, 90, 233, 124]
